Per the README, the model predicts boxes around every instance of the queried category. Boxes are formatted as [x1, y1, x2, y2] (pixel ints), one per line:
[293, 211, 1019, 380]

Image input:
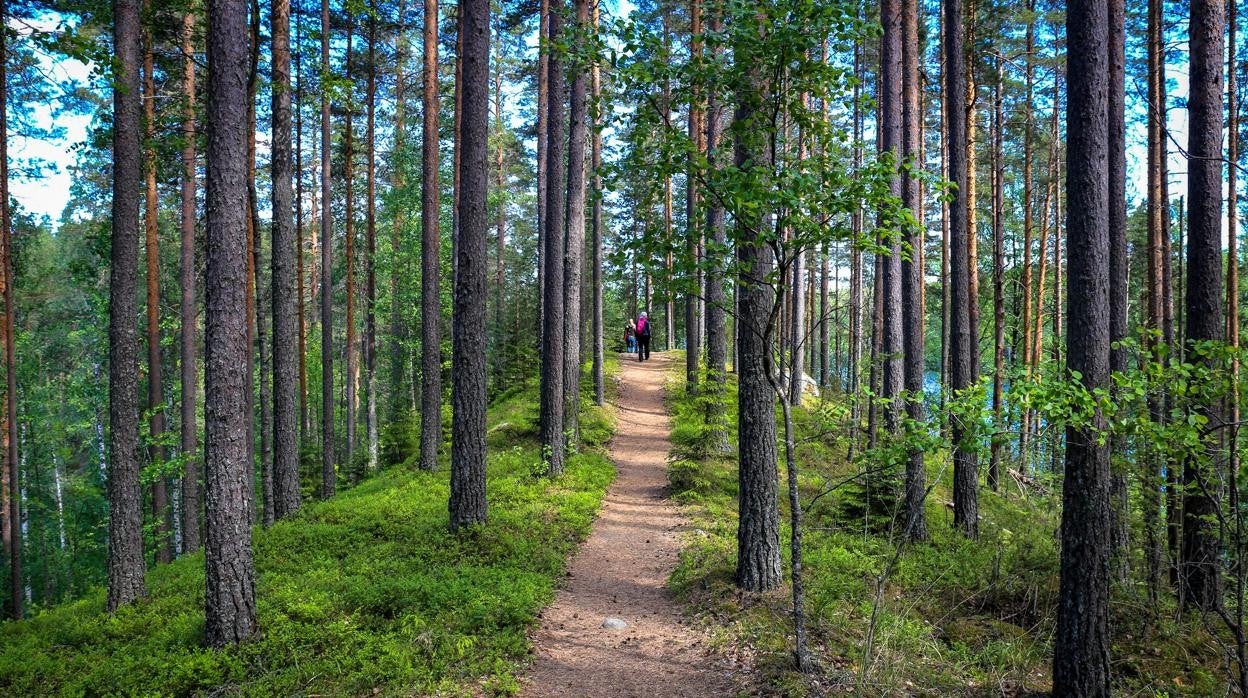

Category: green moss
[0, 375, 617, 697]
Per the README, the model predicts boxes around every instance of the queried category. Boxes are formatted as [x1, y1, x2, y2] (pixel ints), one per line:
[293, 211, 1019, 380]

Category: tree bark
[179, 10, 201, 553]
[449, 0, 490, 530]
[419, 0, 443, 473]
[272, 0, 301, 519]
[1052, 0, 1111, 689]
[685, 0, 703, 392]
[989, 59, 1003, 493]
[365, 0, 379, 474]
[108, 0, 147, 612]
[204, 0, 260, 646]
[901, 0, 927, 541]
[344, 15, 358, 477]
[878, 0, 904, 441]
[320, 0, 336, 497]
[1107, 0, 1130, 584]
[1181, 0, 1226, 612]
[539, 0, 568, 476]
[733, 33, 781, 592]
[945, 0, 978, 538]
[143, 17, 173, 563]
[590, 5, 605, 407]
[247, 0, 268, 525]
[0, 0, 18, 617]
[563, 0, 590, 445]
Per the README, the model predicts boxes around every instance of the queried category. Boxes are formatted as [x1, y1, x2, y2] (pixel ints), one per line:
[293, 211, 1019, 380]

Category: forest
[0, 0, 1244, 694]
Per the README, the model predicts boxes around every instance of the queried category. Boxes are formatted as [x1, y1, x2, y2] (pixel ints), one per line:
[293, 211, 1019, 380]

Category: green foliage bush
[0, 383, 616, 697]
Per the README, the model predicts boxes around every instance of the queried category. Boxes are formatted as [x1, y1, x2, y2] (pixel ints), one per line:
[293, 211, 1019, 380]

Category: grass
[0, 360, 620, 697]
[663, 363, 1228, 696]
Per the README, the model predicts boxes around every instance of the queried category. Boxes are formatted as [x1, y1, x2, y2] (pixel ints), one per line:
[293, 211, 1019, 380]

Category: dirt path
[519, 353, 743, 698]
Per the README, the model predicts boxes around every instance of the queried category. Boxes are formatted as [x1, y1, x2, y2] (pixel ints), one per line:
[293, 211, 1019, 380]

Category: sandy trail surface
[519, 353, 743, 698]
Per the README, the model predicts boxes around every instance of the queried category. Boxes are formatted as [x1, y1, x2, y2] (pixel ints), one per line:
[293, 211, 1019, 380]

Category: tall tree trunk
[365, 0, 378, 473]
[733, 30, 781, 592]
[563, 0, 590, 445]
[204, 0, 260, 646]
[419, 0, 443, 473]
[879, 0, 904, 439]
[272, 0, 301, 519]
[989, 59, 1004, 493]
[388, 0, 409, 423]
[0, 0, 17, 617]
[964, 0, 980, 383]
[344, 15, 358, 478]
[1019, 0, 1035, 459]
[108, 0, 147, 612]
[492, 21, 506, 387]
[247, 0, 268, 526]
[539, 0, 569, 476]
[1181, 0, 1226, 612]
[685, 0, 703, 391]
[143, 18, 174, 564]
[849, 37, 864, 445]
[590, 5, 605, 407]
[536, 0, 549, 350]
[320, 0, 336, 497]
[1145, 0, 1167, 597]
[179, 9, 201, 553]
[1107, 0, 1130, 585]
[296, 5, 309, 438]
[449, 0, 490, 530]
[901, 0, 927, 540]
[1052, 0, 1111, 689]
[703, 9, 728, 449]
[1225, 0, 1241, 602]
[946, 0, 978, 538]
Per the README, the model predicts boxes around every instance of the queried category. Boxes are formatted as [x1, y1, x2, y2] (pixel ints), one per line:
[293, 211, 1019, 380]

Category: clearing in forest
[520, 352, 745, 698]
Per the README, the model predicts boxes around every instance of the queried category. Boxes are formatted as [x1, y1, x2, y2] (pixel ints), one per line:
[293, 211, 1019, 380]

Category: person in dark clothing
[635, 311, 652, 361]
[625, 319, 636, 353]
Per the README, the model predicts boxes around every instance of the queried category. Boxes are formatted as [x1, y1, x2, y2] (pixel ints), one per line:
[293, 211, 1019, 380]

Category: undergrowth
[0, 360, 619, 697]
[665, 365, 1226, 697]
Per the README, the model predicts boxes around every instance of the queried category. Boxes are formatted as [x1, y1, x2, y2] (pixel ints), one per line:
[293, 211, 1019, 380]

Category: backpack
[637, 317, 650, 337]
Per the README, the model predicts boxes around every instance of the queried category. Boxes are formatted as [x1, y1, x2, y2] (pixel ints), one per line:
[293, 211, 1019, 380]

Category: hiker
[635, 311, 652, 361]
[625, 320, 637, 353]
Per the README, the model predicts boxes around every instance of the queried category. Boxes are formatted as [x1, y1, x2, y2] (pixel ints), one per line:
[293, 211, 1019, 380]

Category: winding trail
[519, 353, 742, 698]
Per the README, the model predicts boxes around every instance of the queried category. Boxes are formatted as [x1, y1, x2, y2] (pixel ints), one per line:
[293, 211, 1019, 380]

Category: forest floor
[519, 352, 751, 697]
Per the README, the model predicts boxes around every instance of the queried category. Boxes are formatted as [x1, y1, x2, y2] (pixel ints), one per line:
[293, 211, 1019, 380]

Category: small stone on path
[602, 618, 628, 630]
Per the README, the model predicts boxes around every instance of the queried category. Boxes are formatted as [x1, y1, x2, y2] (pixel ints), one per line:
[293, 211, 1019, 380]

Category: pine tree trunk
[365, 1, 378, 474]
[320, 0, 336, 497]
[1107, 0, 1130, 584]
[685, 0, 703, 392]
[271, 0, 302, 520]
[108, 0, 147, 612]
[296, 7, 309, 438]
[344, 16, 358, 478]
[879, 0, 903, 438]
[419, 0, 443, 473]
[945, 0, 978, 538]
[989, 61, 1004, 493]
[204, 0, 260, 646]
[179, 10, 201, 552]
[590, 7, 605, 407]
[1053, 0, 1112, 688]
[450, 0, 490, 530]
[143, 21, 174, 563]
[247, 0, 269, 526]
[0, 0, 18, 617]
[733, 35, 781, 592]
[1181, 0, 1226, 612]
[539, 0, 568, 476]
[563, 0, 590, 446]
[901, 0, 927, 540]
